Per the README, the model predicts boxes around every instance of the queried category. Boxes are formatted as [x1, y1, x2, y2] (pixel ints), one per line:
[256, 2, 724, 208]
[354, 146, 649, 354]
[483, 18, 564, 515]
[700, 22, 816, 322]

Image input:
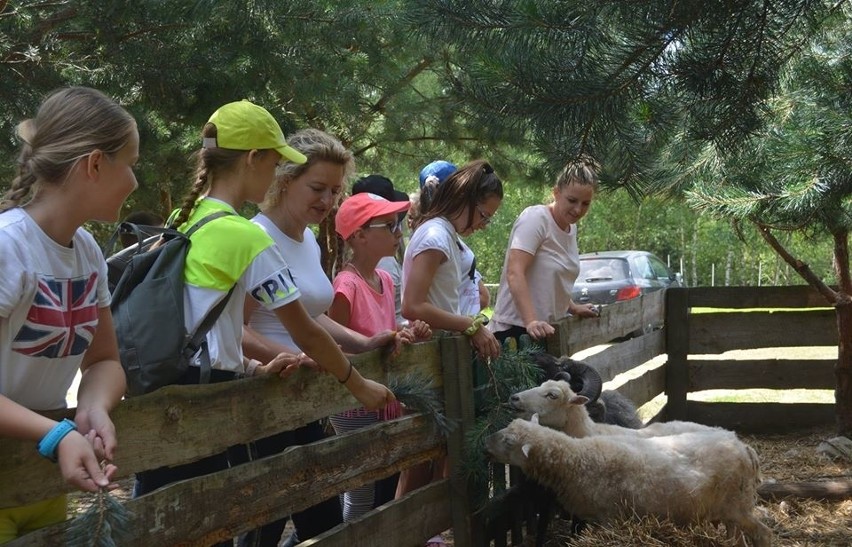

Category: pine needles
[388, 372, 456, 436]
[464, 344, 545, 507]
[66, 488, 133, 547]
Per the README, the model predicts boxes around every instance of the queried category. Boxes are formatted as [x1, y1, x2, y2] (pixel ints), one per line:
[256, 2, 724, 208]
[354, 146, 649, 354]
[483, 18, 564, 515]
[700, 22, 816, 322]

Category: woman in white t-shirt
[489, 157, 601, 343]
[241, 129, 399, 547]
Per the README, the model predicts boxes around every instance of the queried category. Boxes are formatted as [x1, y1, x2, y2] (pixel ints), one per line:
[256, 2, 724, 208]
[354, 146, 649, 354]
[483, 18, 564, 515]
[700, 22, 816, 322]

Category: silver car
[572, 250, 683, 307]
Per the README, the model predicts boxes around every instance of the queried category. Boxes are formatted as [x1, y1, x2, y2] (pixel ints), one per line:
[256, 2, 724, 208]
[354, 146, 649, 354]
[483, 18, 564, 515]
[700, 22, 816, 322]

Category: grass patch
[690, 388, 834, 404]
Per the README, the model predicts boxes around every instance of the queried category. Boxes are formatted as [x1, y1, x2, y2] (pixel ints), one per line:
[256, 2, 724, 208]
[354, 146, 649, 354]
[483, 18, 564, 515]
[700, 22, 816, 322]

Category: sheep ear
[569, 395, 590, 406]
[522, 444, 532, 458]
[531, 413, 540, 424]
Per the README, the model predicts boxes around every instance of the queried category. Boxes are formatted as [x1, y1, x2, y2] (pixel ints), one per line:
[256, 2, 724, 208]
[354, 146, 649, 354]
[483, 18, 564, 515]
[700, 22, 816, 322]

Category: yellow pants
[0, 495, 66, 544]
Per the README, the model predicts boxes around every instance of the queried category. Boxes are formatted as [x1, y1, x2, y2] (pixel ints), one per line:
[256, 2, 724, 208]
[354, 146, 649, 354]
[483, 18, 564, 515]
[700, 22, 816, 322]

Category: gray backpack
[107, 211, 234, 396]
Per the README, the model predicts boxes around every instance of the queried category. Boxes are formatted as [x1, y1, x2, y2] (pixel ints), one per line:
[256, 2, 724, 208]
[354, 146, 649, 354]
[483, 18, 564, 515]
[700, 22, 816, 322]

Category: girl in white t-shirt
[133, 106, 394, 547]
[489, 157, 601, 342]
[0, 87, 135, 540]
[399, 160, 503, 547]
[402, 159, 503, 358]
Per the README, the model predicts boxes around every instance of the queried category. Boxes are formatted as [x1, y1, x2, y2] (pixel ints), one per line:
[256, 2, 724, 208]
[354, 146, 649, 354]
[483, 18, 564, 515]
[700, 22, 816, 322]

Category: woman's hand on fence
[525, 320, 555, 340]
[57, 430, 118, 493]
[367, 329, 399, 353]
[348, 375, 397, 411]
[569, 302, 601, 318]
[469, 325, 501, 360]
[256, 352, 315, 378]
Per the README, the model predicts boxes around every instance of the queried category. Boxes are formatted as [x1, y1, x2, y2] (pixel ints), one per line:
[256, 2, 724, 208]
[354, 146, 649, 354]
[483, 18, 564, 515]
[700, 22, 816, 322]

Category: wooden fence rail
[1, 285, 838, 546]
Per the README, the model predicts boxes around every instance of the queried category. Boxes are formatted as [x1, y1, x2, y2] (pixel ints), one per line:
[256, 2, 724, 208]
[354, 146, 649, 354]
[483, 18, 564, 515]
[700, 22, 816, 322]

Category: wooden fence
[0, 285, 838, 546]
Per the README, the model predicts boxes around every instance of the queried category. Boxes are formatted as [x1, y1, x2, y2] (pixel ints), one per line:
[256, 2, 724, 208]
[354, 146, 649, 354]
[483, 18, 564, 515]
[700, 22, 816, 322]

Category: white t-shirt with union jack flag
[0, 208, 110, 411]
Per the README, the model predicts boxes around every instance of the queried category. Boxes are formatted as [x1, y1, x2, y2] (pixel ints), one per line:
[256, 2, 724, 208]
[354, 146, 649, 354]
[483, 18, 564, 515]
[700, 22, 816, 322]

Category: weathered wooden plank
[10, 415, 445, 547]
[665, 287, 690, 420]
[685, 401, 834, 433]
[687, 285, 835, 309]
[475, 485, 529, 545]
[509, 465, 532, 543]
[689, 310, 837, 353]
[582, 329, 665, 383]
[441, 336, 478, 547]
[614, 364, 667, 409]
[301, 480, 452, 547]
[689, 359, 837, 391]
[557, 290, 666, 355]
[0, 342, 442, 508]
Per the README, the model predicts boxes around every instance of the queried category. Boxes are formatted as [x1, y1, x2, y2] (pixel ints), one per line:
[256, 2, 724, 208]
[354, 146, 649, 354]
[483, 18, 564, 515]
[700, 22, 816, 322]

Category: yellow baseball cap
[203, 100, 307, 164]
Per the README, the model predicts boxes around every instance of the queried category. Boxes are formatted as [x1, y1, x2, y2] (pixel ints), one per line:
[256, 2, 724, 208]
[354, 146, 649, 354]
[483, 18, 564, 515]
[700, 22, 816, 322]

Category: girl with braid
[132, 102, 395, 531]
[0, 87, 133, 542]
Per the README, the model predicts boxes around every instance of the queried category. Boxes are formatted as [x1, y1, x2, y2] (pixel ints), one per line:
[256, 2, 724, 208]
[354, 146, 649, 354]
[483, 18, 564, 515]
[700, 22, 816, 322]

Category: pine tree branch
[371, 57, 434, 115]
[757, 223, 839, 304]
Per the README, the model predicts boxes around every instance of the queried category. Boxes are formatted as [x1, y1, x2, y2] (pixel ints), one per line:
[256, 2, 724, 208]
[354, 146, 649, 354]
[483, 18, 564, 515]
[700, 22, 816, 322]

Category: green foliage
[66, 490, 133, 547]
[0, 0, 521, 219]
[406, 0, 838, 190]
[1, 0, 844, 289]
[387, 371, 456, 436]
[464, 345, 543, 507]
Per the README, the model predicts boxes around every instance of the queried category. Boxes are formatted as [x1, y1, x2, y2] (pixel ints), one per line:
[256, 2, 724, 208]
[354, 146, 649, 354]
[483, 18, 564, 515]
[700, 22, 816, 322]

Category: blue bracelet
[37, 419, 77, 462]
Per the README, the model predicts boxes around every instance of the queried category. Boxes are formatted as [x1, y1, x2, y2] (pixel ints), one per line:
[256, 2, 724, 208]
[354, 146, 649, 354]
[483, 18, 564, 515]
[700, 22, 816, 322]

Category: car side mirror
[674, 272, 683, 284]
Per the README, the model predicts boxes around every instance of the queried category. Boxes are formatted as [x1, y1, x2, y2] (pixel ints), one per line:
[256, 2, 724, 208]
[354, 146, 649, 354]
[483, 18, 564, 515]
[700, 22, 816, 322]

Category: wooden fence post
[441, 335, 482, 547]
[546, 319, 570, 357]
[665, 287, 690, 421]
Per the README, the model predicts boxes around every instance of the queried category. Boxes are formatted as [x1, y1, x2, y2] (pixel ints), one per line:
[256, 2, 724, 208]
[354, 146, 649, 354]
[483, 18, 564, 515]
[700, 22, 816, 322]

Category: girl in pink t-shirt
[328, 191, 431, 522]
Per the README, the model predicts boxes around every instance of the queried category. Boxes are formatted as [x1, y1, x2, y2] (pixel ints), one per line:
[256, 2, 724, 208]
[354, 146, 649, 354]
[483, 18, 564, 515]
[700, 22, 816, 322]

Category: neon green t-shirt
[175, 198, 301, 373]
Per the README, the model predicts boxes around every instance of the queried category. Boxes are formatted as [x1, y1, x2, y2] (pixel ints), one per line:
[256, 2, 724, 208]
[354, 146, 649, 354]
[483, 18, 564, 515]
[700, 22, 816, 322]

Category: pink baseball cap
[335, 192, 411, 240]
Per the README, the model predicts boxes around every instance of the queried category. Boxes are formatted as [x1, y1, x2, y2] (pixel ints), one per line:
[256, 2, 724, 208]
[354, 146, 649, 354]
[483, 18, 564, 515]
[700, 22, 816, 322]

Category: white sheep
[486, 418, 772, 547]
[508, 379, 721, 438]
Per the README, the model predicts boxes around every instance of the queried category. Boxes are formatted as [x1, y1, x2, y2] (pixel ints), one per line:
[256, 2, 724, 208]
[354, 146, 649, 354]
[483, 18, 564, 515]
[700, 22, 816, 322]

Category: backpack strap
[102, 223, 178, 257]
[184, 285, 236, 384]
[184, 209, 234, 237]
[182, 209, 237, 383]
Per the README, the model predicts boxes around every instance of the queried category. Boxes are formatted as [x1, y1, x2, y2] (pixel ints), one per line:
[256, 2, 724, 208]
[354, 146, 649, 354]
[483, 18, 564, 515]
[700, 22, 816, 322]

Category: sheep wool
[485, 419, 772, 547]
[509, 379, 721, 438]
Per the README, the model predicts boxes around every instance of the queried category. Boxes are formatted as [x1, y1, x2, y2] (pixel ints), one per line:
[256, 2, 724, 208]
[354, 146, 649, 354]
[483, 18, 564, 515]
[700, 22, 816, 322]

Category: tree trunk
[836, 301, 852, 436]
[690, 228, 698, 286]
[725, 250, 732, 286]
[833, 230, 852, 436]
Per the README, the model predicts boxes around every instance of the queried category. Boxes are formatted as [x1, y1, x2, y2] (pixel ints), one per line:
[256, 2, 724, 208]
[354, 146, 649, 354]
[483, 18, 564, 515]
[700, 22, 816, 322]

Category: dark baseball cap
[352, 174, 409, 203]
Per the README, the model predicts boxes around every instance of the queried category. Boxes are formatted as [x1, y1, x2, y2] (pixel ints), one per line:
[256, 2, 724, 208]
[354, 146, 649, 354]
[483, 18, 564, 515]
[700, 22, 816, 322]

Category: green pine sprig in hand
[66, 470, 133, 547]
[388, 372, 456, 436]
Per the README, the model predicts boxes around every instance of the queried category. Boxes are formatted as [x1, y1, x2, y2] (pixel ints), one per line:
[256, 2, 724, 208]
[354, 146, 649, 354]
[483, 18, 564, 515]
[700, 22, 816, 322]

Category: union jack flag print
[12, 273, 99, 358]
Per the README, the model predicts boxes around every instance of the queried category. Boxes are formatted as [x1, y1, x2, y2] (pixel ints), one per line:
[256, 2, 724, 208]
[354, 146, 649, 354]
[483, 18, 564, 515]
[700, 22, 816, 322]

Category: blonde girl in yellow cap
[133, 102, 395, 520]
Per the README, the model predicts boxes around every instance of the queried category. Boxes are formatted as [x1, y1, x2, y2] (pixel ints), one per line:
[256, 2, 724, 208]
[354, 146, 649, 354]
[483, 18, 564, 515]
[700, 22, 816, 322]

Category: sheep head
[484, 418, 538, 467]
[531, 352, 603, 403]
[507, 380, 590, 430]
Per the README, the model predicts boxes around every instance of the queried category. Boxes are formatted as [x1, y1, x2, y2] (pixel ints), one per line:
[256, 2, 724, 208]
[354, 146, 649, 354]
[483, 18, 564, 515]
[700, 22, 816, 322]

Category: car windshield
[578, 258, 629, 282]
